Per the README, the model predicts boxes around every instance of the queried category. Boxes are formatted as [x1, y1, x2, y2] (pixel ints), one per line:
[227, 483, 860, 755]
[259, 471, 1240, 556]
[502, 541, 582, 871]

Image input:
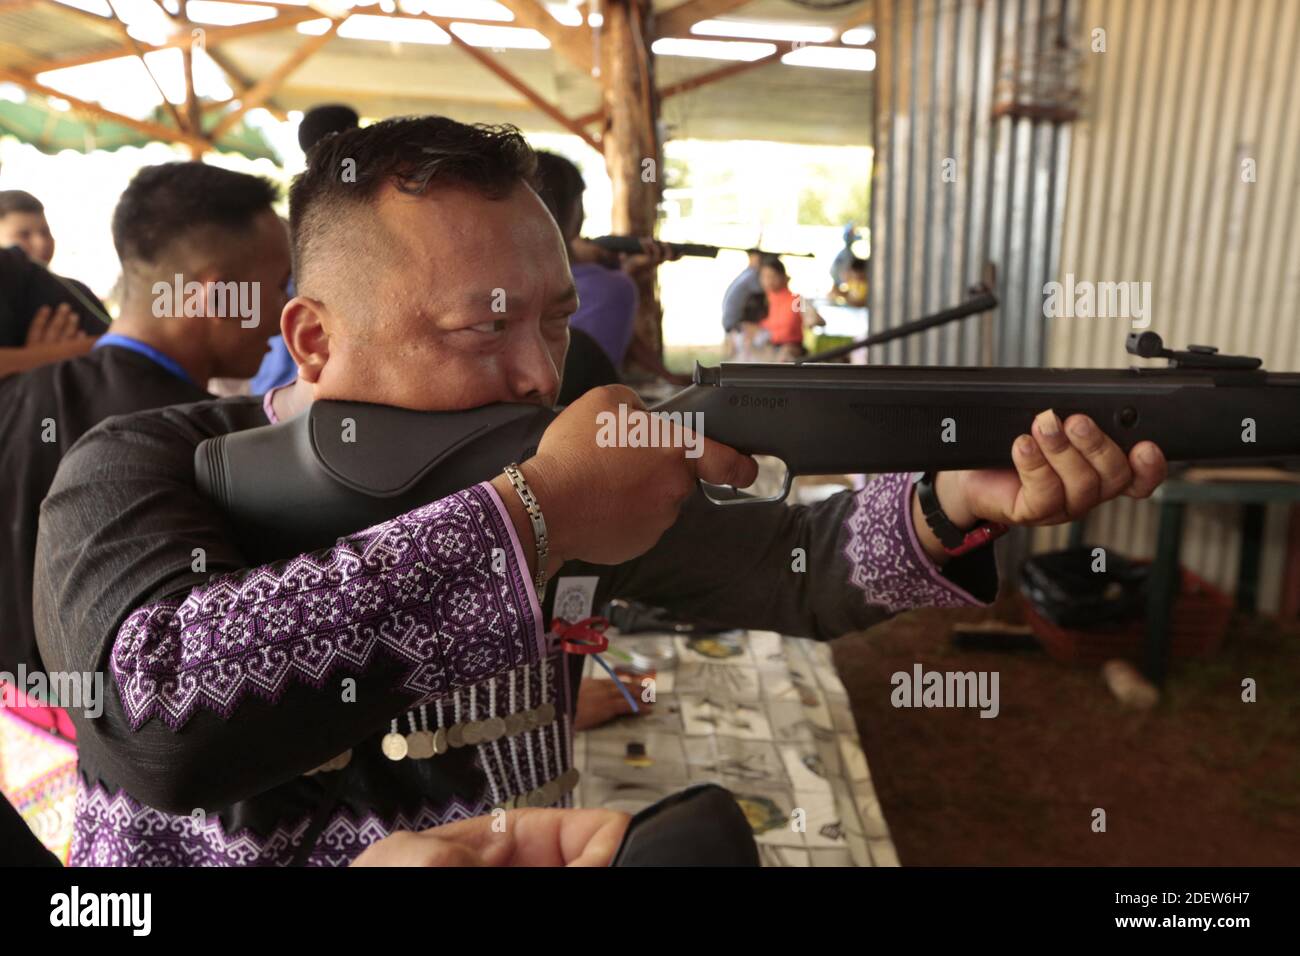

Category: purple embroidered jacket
[32, 398, 993, 867]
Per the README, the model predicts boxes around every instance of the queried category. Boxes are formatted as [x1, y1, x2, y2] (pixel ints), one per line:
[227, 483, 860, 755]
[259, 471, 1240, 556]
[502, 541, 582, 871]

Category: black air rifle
[196, 332, 1299, 558]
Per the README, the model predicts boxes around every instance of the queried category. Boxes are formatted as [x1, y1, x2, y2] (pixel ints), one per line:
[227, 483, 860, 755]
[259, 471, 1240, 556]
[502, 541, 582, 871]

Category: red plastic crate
[1023, 566, 1233, 667]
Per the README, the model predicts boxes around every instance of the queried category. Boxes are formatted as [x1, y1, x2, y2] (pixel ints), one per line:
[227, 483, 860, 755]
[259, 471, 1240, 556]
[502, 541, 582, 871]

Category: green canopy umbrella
[0, 95, 280, 162]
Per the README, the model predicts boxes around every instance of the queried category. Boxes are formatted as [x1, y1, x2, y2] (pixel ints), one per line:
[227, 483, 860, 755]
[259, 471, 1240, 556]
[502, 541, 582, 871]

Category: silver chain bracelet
[502, 462, 549, 594]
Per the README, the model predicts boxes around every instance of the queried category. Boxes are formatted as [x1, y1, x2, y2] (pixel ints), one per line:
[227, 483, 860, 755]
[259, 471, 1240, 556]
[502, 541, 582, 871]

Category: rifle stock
[196, 400, 555, 562]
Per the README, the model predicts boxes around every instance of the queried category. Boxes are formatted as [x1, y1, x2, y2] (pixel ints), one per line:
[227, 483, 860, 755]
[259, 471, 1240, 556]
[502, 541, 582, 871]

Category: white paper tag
[551, 576, 600, 623]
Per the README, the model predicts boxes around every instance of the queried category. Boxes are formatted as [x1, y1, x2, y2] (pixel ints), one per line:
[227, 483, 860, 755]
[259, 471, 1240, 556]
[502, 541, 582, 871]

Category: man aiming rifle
[33, 116, 1165, 867]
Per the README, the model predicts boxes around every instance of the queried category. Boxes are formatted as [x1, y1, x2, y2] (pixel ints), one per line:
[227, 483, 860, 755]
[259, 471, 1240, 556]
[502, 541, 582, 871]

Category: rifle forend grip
[652, 362, 1300, 502]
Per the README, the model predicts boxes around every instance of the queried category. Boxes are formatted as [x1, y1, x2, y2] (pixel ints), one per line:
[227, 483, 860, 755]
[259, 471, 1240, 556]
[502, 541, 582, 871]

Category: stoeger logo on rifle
[727, 394, 789, 410]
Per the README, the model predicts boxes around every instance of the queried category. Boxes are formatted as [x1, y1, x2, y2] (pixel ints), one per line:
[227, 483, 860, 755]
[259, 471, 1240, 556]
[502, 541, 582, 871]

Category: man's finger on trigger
[1063, 414, 1132, 498]
[693, 435, 758, 490]
[1123, 442, 1167, 498]
[1012, 433, 1065, 518]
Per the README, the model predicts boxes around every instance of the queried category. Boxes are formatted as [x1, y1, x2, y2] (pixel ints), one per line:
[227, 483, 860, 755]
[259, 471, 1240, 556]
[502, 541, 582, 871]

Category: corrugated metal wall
[871, 0, 1300, 610]
[1040, 0, 1300, 612]
[869, 0, 1080, 578]
[870, 0, 1077, 368]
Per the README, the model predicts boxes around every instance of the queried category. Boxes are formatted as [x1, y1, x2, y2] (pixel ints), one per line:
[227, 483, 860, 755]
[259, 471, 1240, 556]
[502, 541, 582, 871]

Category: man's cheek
[550, 336, 569, 377]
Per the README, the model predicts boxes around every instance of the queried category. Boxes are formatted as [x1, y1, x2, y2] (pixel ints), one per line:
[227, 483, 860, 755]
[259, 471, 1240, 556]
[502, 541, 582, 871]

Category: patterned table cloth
[573, 629, 899, 867]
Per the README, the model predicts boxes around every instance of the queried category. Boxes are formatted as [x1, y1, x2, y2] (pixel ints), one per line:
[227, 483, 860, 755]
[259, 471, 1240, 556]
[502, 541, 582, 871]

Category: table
[1140, 469, 1300, 684]
[573, 629, 899, 866]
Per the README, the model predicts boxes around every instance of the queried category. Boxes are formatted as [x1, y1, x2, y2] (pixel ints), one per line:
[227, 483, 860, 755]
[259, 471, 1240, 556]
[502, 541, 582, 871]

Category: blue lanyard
[93, 334, 195, 387]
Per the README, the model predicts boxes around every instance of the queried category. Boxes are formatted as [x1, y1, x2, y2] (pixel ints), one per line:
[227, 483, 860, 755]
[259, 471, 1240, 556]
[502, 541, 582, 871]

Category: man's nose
[507, 327, 561, 404]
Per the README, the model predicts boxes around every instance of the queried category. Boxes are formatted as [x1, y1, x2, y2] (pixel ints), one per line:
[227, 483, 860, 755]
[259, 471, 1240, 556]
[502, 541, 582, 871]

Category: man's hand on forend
[917, 410, 1168, 563]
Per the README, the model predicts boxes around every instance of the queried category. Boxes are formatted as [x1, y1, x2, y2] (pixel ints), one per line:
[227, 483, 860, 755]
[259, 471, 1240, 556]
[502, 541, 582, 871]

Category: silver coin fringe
[305, 657, 579, 808]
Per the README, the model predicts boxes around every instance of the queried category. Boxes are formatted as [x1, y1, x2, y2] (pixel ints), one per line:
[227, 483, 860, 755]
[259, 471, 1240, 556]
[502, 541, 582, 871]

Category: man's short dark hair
[298, 104, 360, 153]
[111, 162, 278, 265]
[0, 190, 44, 218]
[288, 115, 537, 290]
[532, 151, 585, 236]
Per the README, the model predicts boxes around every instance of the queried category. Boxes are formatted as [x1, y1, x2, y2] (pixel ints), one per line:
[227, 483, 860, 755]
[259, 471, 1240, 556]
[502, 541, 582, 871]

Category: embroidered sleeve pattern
[110, 482, 542, 730]
[71, 777, 495, 867]
[842, 472, 988, 613]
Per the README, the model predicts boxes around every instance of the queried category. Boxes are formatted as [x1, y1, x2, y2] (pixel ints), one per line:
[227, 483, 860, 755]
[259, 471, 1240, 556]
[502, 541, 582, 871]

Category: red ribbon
[552, 616, 610, 655]
[943, 521, 1009, 557]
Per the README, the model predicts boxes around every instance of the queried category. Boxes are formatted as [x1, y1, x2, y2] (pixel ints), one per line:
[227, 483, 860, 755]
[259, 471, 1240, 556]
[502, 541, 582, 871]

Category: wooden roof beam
[655, 0, 753, 40]
[656, 0, 874, 41]
[571, 3, 875, 125]
[656, 44, 783, 100]
[0, 65, 211, 152]
[104, 0, 189, 133]
[140, 0, 292, 120]
[17, 7, 321, 75]
[207, 15, 342, 139]
[494, 0, 593, 73]
[28, 0, 114, 27]
[444, 29, 600, 151]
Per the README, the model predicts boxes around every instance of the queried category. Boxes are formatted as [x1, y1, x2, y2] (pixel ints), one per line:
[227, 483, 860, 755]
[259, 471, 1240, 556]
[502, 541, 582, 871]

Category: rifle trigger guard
[701, 468, 794, 506]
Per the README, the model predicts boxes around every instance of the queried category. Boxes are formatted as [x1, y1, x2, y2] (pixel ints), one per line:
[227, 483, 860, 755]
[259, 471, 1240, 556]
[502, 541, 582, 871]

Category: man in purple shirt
[34, 117, 1166, 867]
[569, 259, 638, 365]
[533, 152, 690, 387]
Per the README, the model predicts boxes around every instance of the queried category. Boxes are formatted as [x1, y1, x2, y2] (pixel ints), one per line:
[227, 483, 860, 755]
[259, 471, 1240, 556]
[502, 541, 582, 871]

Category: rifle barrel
[801, 288, 1000, 362]
[588, 235, 815, 259]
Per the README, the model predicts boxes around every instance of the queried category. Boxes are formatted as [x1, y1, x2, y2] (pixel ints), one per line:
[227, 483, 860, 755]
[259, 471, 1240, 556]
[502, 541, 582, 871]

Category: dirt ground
[831, 602, 1300, 866]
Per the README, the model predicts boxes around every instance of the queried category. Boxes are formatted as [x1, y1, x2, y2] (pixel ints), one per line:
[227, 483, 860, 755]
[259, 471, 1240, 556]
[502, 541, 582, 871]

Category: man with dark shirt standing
[0, 163, 289, 786]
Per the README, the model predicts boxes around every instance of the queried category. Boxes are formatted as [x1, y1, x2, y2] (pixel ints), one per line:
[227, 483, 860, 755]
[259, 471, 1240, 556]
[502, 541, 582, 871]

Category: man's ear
[281, 295, 331, 384]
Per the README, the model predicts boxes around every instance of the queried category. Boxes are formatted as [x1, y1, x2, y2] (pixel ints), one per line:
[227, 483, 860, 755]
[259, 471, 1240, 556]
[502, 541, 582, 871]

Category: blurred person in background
[244, 104, 362, 397]
[0, 190, 110, 376]
[759, 255, 821, 361]
[532, 150, 689, 389]
[0, 189, 105, 324]
[0, 163, 289, 862]
[839, 256, 868, 307]
[829, 222, 858, 289]
[0, 189, 56, 265]
[720, 247, 766, 358]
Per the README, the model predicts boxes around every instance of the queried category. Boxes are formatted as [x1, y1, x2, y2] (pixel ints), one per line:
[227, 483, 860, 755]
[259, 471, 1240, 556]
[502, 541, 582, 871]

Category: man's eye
[468, 319, 507, 334]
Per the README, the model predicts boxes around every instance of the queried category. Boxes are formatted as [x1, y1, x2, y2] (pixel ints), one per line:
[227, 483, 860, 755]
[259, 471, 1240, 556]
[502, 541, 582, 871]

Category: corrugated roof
[0, 6, 123, 73]
[0, 0, 873, 146]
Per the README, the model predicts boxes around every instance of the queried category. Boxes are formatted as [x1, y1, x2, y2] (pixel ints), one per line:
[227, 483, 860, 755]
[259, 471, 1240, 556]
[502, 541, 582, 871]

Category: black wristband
[912, 471, 968, 550]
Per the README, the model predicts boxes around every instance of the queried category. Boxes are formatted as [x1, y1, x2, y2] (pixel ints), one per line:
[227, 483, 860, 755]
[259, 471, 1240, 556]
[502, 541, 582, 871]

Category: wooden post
[600, 0, 664, 364]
